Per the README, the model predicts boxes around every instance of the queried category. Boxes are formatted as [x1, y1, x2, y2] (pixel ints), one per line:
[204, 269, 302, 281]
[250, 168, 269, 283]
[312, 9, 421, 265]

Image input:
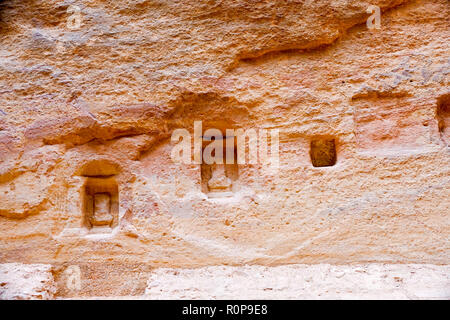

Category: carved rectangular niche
[83, 177, 119, 231]
[437, 94, 450, 144]
[200, 134, 239, 197]
[310, 138, 337, 167]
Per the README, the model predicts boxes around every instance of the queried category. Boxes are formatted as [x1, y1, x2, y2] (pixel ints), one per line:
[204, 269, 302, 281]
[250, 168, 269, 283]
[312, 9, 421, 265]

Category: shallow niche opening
[437, 94, 450, 141]
[200, 131, 239, 197]
[82, 176, 119, 231]
[310, 138, 337, 167]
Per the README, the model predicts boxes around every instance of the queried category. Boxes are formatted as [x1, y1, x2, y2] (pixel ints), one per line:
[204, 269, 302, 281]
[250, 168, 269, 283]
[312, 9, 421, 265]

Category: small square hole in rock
[310, 139, 337, 167]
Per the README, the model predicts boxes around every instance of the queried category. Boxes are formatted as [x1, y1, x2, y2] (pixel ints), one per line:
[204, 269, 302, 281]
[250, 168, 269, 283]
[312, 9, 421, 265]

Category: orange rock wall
[0, 0, 448, 298]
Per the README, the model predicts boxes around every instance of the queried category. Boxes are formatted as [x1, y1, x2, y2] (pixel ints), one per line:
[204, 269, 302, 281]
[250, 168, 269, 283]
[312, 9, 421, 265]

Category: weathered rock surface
[0, 0, 448, 299]
[0, 263, 56, 300]
[2, 263, 442, 300]
[145, 264, 450, 299]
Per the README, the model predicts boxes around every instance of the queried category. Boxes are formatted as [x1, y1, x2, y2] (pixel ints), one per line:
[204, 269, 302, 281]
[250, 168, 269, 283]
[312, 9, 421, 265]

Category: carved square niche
[310, 138, 337, 167]
[200, 134, 239, 197]
[83, 177, 119, 231]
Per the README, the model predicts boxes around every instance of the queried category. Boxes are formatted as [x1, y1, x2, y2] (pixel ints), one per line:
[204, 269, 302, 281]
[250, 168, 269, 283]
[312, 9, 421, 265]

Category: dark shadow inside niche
[83, 177, 119, 230]
[200, 132, 239, 196]
[310, 138, 337, 167]
[437, 94, 450, 143]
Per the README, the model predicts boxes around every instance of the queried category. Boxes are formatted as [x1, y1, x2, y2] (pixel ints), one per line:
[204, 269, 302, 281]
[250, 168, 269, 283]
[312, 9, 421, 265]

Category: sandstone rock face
[0, 0, 449, 298]
[0, 263, 56, 300]
[145, 264, 450, 300]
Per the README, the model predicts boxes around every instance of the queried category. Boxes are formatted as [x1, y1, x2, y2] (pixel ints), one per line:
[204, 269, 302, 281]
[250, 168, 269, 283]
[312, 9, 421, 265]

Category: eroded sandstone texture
[145, 264, 450, 300]
[0, 263, 56, 300]
[0, 0, 449, 299]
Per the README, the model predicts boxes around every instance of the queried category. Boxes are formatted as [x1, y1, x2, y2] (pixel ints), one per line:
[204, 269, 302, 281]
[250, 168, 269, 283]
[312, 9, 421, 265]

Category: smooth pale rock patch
[0, 263, 56, 300]
[145, 264, 450, 300]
